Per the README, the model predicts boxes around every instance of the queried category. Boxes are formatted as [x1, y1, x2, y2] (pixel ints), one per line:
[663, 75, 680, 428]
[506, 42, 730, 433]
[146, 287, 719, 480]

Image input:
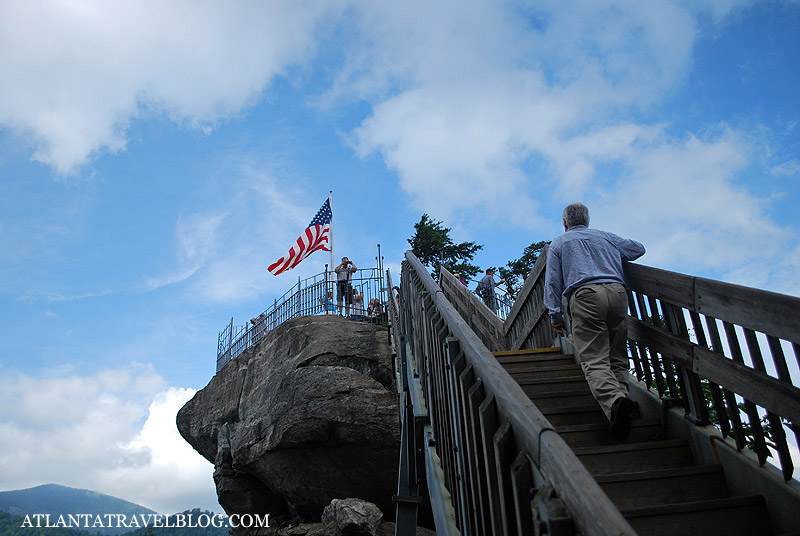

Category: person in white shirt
[335, 256, 357, 317]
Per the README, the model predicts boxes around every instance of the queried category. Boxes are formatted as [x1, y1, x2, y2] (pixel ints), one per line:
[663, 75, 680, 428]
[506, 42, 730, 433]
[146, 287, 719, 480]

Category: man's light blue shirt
[544, 225, 645, 323]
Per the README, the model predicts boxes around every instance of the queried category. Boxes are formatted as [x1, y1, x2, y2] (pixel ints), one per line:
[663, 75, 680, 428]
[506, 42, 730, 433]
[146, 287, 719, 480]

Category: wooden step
[504, 363, 583, 379]
[517, 376, 589, 396]
[495, 348, 778, 535]
[493, 347, 564, 359]
[573, 439, 694, 476]
[496, 353, 574, 364]
[495, 352, 573, 368]
[557, 419, 663, 448]
[539, 404, 608, 426]
[622, 495, 772, 536]
[597, 464, 729, 510]
[527, 388, 597, 409]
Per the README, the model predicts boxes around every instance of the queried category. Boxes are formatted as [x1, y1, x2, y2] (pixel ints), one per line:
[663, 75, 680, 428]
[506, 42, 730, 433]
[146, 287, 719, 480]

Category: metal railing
[216, 265, 387, 372]
[456, 275, 514, 321]
[439, 268, 505, 353]
[392, 250, 636, 536]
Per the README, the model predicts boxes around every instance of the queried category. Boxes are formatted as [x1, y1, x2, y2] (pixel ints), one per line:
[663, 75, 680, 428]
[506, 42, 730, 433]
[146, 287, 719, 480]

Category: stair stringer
[627, 378, 800, 535]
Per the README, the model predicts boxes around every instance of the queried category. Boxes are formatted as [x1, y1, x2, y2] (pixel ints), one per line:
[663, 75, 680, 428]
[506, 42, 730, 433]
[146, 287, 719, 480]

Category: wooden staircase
[494, 347, 784, 536]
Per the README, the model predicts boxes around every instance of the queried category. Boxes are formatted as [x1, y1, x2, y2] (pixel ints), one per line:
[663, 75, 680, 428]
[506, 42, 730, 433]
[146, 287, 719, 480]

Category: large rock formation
[177, 315, 400, 519]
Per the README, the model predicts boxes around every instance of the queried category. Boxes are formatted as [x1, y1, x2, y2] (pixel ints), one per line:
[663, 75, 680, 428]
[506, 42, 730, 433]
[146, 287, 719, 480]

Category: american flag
[268, 198, 332, 275]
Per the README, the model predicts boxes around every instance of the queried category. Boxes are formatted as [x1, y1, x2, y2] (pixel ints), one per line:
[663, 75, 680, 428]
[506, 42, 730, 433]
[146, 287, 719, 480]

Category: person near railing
[367, 297, 383, 322]
[351, 287, 366, 321]
[335, 256, 357, 317]
[544, 202, 646, 440]
[319, 291, 336, 314]
[475, 268, 505, 313]
[248, 313, 267, 344]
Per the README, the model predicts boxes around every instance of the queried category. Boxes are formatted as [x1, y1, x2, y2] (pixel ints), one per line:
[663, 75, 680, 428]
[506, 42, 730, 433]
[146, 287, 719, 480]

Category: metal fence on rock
[216, 256, 387, 372]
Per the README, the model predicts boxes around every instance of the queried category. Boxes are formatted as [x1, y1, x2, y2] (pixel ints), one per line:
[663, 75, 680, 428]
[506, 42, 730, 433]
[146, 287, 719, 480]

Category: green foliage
[666, 376, 788, 461]
[497, 240, 549, 299]
[731, 402, 789, 460]
[408, 214, 482, 281]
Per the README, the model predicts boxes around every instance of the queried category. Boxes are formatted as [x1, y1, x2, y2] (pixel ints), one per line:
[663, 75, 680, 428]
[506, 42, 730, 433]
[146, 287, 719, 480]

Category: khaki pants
[569, 283, 630, 420]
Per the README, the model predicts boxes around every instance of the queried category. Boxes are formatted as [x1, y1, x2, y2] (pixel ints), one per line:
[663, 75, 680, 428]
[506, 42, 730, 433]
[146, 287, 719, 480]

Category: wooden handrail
[504, 244, 552, 350]
[623, 261, 800, 480]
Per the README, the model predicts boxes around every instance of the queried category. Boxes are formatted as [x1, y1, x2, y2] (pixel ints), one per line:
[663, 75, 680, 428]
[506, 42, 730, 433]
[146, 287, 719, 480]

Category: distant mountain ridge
[0, 484, 157, 535]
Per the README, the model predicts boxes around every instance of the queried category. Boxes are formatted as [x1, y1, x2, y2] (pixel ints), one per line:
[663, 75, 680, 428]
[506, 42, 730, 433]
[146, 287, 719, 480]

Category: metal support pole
[228, 316, 234, 360]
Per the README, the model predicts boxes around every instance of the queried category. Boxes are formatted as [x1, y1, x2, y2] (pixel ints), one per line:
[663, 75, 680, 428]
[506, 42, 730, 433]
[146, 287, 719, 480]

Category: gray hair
[562, 203, 589, 228]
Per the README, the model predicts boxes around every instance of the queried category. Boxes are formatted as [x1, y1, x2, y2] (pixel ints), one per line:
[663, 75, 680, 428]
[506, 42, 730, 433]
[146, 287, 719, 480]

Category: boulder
[321, 498, 382, 535]
[177, 315, 400, 518]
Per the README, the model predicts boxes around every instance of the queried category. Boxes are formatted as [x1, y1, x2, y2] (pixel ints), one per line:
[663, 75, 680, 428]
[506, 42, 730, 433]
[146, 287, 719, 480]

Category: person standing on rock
[544, 202, 645, 440]
[351, 288, 366, 321]
[476, 268, 504, 313]
[335, 256, 357, 317]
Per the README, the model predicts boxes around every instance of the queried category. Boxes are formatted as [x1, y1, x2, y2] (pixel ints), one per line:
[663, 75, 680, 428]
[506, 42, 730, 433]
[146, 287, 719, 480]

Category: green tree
[408, 214, 482, 281]
[498, 240, 549, 299]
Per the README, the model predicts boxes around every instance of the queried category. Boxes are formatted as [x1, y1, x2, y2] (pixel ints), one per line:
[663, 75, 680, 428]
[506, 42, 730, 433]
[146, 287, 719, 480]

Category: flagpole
[328, 191, 334, 296]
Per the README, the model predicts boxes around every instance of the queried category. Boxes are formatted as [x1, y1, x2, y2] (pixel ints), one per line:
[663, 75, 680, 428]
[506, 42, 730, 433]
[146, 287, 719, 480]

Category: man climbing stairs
[494, 347, 791, 536]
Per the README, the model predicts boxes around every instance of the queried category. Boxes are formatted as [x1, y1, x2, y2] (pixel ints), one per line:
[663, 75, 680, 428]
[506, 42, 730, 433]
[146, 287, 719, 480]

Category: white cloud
[771, 160, 800, 177]
[689, 0, 756, 23]
[0, 367, 217, 514]
[142, 212, 229, 293]
[347, 1, 701, 220]
[97, 387, 217, 515]
[590, 128, 799, 295]
[142, 157, 327, 304]
[353, 78, 552, 224]
[2, 0, 797, 296]
[344, 1, 800, 294]
[0, 0, 329, 174]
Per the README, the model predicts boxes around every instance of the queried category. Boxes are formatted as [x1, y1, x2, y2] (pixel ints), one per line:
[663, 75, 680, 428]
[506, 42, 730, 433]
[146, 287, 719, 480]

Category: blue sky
[0, 0, 798, 515]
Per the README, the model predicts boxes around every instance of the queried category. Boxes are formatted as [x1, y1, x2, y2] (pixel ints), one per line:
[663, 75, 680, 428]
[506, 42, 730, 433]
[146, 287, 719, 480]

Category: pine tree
[497, 240, 549, 299]
[408, 214, 482, 282]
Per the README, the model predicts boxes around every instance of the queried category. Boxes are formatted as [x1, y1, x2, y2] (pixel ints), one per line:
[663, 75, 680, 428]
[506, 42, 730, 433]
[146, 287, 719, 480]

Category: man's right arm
[619, 238, 645, 261]
[605, 231, 645, 261]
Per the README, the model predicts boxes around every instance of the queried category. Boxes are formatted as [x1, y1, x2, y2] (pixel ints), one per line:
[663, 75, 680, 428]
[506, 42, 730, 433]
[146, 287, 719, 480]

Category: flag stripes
[268, 198, 332, 275]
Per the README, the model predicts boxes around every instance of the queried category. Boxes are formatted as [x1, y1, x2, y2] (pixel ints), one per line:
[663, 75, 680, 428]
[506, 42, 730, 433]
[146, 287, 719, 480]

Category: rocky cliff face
[177, 315, 400, 519]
